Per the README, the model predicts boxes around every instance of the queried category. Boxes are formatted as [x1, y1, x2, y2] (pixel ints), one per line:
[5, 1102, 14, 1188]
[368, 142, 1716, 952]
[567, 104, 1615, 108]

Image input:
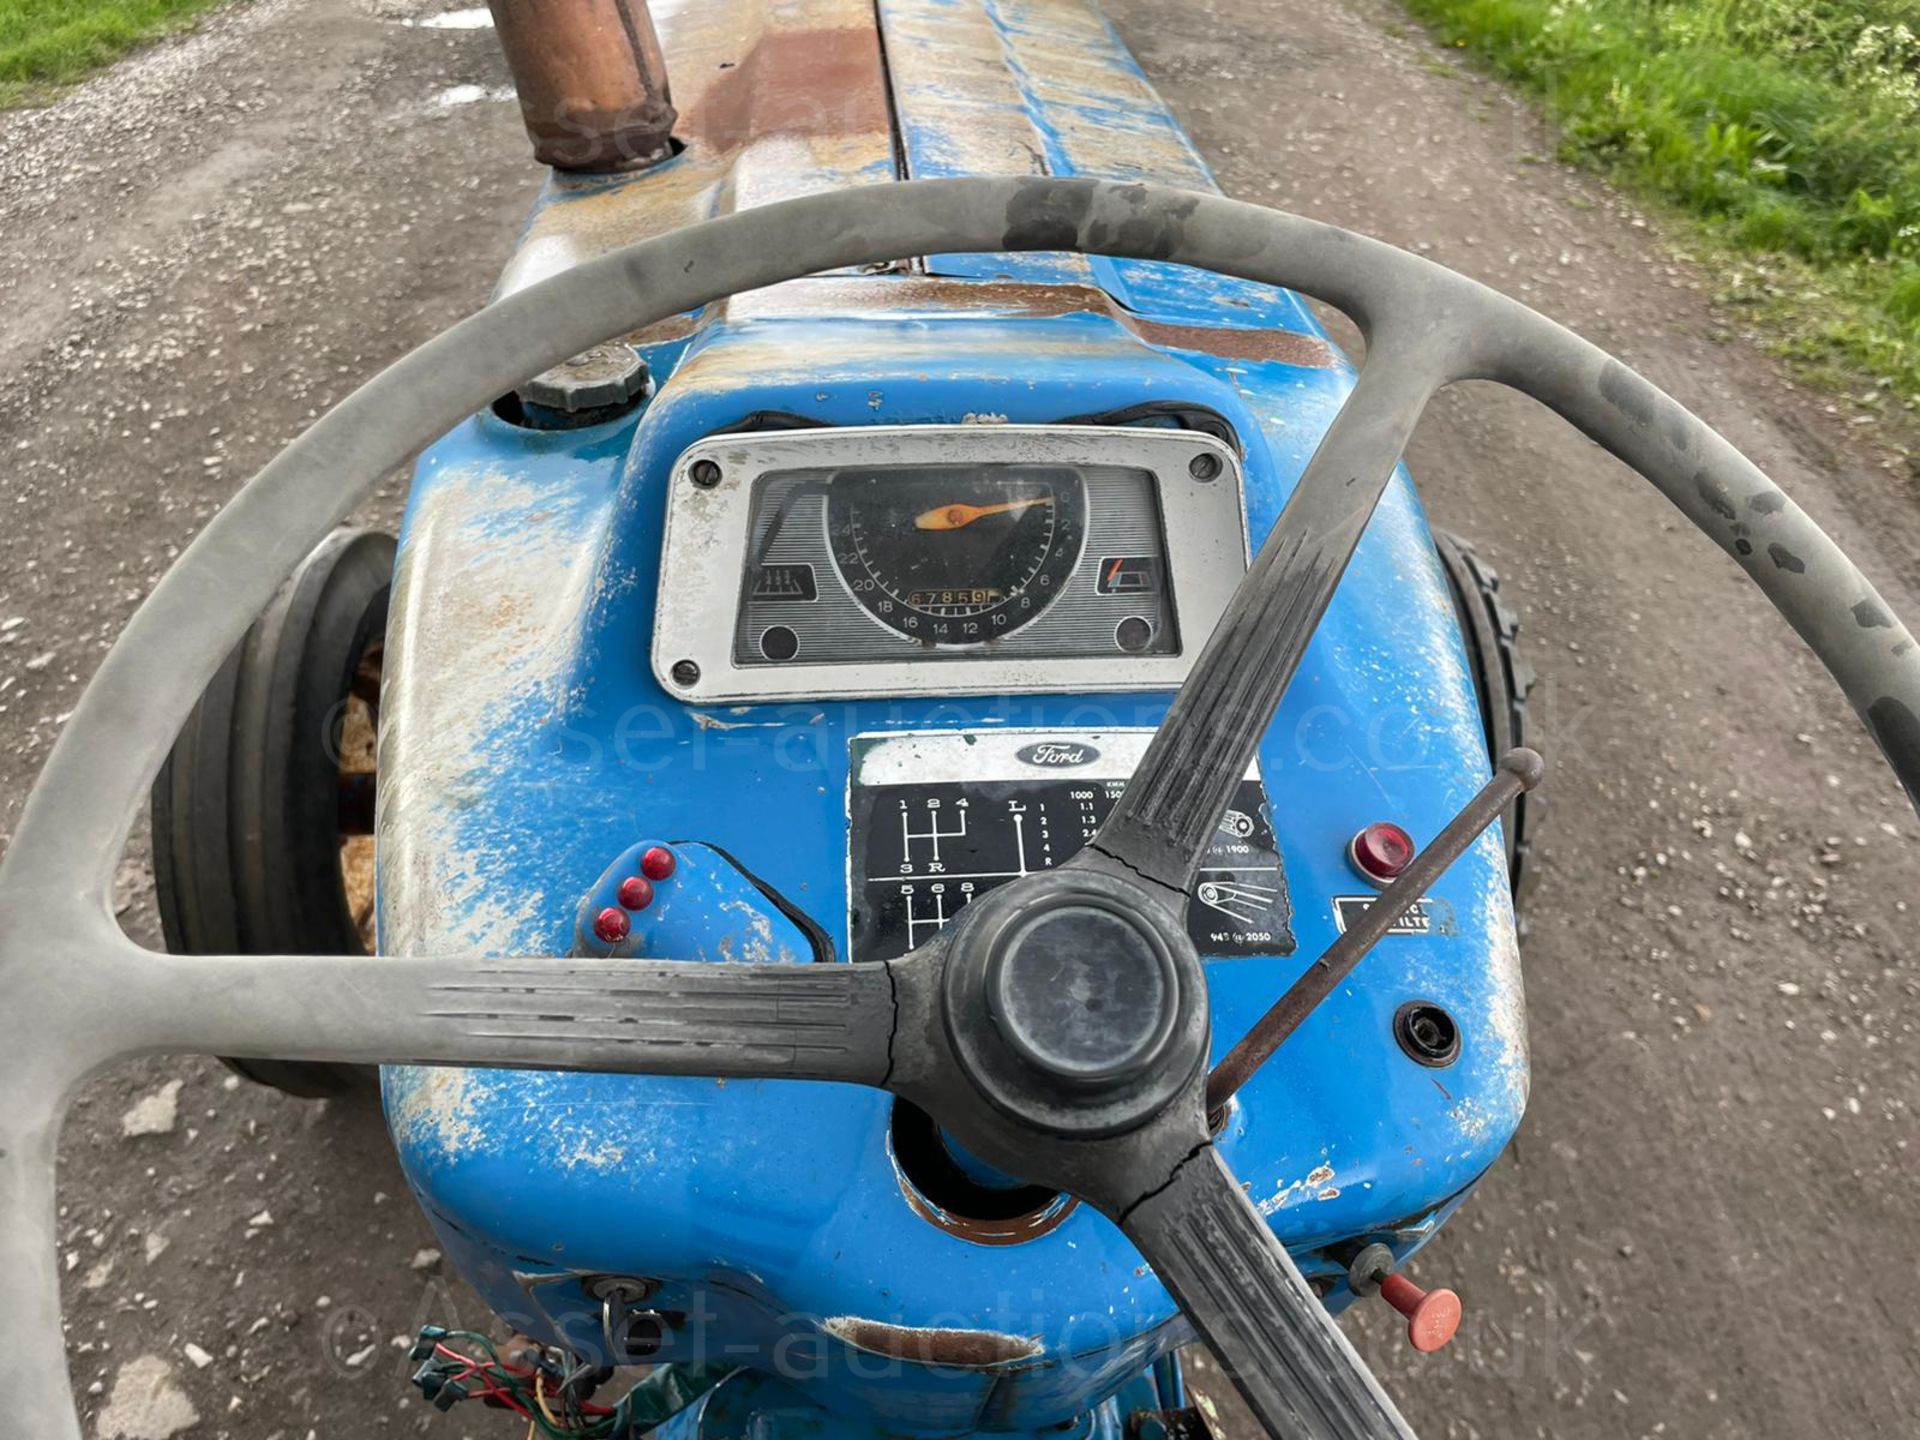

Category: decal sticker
[848, 730, 1294, 963]
[1332, 894, 1435, 937]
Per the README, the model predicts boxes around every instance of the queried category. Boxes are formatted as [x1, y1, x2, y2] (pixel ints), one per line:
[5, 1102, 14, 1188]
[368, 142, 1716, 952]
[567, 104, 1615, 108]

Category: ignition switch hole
[1394, 1001, 1460, 1068]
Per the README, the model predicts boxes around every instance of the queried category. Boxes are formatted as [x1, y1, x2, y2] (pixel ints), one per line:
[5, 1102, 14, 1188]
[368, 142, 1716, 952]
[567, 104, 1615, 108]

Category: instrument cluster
[653, 426, 1249, 702]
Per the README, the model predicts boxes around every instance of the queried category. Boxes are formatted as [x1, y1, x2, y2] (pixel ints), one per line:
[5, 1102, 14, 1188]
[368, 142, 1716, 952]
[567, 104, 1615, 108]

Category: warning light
[640, 846, 677, 881]
[617, 875, 655, 911]
[593, 907, 630, 944]
[1348, 821, 1416, 887]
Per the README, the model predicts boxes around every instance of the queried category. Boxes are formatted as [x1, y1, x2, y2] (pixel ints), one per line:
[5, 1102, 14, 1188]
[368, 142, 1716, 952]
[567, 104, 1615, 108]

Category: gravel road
[4, 1, 1915, 1437]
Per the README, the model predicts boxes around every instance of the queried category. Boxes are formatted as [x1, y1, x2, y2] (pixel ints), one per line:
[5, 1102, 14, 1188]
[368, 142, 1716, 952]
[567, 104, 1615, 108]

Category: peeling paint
[386, 1067, 504, 1161]
[379, 469, 607, 959]
[1256, 1161, 1337, 1217]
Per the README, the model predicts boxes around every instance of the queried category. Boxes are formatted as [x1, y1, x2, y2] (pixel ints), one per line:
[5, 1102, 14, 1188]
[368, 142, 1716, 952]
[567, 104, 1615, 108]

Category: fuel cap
[521, 342, 651, 414]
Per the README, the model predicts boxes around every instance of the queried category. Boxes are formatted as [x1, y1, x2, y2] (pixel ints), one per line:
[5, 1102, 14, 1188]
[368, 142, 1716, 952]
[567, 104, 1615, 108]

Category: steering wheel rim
[3, 177, 1916, 1440]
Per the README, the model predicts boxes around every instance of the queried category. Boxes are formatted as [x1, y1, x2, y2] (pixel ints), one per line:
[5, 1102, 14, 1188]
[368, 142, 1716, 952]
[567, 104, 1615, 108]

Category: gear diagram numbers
[849, 731, 1294, 963]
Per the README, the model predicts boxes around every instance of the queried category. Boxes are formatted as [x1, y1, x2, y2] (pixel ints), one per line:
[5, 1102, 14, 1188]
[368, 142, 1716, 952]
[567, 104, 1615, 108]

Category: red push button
[1348, 821, 1416, 887]
[640, 846, 677, 881]
[1378, 1272, 1461, 1353]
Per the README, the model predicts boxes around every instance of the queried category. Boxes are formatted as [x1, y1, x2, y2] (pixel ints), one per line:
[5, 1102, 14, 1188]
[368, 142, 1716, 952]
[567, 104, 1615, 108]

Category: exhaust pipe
[487, 0, 677, 172]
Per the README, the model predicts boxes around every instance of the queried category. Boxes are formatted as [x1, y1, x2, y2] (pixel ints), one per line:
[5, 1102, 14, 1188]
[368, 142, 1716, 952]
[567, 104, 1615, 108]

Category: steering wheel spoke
[1121, 1145, 1416, 1440]
[128, 951, 907, 1088]
[1089, 346, 1444, 894]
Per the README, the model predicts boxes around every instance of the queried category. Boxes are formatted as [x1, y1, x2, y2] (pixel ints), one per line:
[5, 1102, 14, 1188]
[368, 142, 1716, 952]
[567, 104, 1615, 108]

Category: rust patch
[1125, 315, 1336, 367]
[727, 276, 1336, 366]
[824, 1316, 1043, 1369]
[895, 1174, 1079, 1248]
[680, 26, 890, 149]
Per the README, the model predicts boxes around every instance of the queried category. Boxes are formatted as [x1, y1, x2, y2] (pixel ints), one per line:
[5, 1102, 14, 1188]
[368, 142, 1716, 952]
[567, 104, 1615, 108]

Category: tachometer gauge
[826, 465, 1088, 644]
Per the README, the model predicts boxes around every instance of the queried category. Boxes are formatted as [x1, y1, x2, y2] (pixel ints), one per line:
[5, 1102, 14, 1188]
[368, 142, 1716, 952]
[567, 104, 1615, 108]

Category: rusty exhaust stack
[487, 0, 677, 172]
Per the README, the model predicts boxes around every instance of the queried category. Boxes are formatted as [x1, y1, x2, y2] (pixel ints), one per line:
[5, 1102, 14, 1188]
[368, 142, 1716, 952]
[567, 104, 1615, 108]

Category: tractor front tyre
[151, 527, 393, 1099]
[1433, 529, 1540, 920]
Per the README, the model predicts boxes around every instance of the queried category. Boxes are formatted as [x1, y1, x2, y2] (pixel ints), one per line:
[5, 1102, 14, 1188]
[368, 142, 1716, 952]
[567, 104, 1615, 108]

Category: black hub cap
[941, 867, 1208, 1139]
[985, 900, 1179, 1088]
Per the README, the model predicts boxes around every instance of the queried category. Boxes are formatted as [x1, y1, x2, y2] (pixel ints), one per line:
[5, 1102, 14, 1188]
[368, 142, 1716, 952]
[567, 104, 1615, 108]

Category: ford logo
[1017, 742, 1100, 769]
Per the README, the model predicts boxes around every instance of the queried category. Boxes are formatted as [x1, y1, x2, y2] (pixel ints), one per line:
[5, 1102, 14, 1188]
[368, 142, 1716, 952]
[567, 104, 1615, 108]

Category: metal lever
[1207, 748, 1544, 1114]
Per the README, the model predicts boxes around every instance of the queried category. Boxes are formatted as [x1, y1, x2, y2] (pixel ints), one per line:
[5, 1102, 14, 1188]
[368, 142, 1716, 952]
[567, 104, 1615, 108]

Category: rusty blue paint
[378, 0, 1524, 1433]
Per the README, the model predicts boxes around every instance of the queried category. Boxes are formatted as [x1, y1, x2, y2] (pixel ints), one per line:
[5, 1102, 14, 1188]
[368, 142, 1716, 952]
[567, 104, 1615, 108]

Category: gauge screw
[1188, 451, 1223, 481]
[669, 659, 700, 687]
[689, 458, 723, 488]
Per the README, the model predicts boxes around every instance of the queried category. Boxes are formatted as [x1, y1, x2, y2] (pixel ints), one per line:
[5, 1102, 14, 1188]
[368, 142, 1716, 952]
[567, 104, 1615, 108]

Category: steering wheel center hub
[941, 866, 1207, 1138]
[985, 902, 1179, 1087]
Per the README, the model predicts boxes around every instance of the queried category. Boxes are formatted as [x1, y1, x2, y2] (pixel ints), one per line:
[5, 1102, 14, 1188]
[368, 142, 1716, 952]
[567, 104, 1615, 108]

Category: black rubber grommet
[1393, 1001, 1461, 1068]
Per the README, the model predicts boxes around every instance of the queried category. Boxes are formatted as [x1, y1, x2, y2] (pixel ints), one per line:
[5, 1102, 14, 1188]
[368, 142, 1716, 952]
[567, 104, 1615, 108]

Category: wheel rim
[336, 642, 382, 953]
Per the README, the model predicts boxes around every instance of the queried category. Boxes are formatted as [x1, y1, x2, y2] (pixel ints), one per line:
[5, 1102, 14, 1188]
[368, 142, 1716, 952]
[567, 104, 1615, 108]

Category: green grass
[1401, 0, 1920, 417]
[0, 0, 234, 102]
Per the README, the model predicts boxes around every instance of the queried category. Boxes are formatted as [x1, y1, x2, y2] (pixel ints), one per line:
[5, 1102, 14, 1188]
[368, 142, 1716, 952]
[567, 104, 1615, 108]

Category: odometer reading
[827, 466, 1087, 644]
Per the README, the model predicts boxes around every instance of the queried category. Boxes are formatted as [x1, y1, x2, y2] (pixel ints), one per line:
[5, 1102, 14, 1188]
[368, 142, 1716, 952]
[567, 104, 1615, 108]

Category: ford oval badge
[1017, 741, 1100, 769]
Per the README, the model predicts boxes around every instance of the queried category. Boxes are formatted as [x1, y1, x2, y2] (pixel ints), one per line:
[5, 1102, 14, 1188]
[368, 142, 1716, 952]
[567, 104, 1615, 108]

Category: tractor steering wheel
[2, 178, 1916, 1440]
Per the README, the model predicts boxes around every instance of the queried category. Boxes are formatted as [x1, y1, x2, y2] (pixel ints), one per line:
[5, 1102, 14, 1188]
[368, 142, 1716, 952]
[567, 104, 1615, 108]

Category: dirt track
[3, 1, 1916, 1437]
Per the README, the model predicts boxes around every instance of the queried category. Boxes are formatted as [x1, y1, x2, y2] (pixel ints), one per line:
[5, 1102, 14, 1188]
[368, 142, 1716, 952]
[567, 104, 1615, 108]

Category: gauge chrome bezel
[652, 425, 1250, 702]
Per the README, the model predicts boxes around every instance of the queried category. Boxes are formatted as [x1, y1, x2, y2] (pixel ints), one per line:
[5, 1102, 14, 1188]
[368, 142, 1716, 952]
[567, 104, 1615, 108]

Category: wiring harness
[408, 1327, 733, 1438]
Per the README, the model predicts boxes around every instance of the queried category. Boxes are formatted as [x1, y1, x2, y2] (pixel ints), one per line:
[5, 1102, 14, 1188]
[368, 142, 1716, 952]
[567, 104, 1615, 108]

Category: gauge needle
[914, 494, 1053, 531]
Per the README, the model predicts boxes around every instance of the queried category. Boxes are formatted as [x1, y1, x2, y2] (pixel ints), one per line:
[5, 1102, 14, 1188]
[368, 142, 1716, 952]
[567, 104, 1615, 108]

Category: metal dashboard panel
[653, 426, 1248, 701]
[848, 729, 1294, 963]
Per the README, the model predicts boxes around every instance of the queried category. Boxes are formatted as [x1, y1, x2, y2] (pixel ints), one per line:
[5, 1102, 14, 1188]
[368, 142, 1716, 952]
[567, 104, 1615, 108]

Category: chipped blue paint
[379, 0, 1525, 1433]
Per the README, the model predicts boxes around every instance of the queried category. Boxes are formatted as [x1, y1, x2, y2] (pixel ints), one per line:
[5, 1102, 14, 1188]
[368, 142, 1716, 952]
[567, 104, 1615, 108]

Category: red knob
[1378, 1272, 1460, 1353]
[640, 845, 677, 881]
[1349, 821, 1416, 886]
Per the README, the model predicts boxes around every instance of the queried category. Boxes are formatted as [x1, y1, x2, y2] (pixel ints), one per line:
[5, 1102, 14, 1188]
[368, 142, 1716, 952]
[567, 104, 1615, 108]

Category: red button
[617, 875, 655, 911]
[1349, 821, 1416, 886]
[640, 846, 677, 881]
[1379, 1272, 1461, 1353]
[593, 906, 630, 944]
